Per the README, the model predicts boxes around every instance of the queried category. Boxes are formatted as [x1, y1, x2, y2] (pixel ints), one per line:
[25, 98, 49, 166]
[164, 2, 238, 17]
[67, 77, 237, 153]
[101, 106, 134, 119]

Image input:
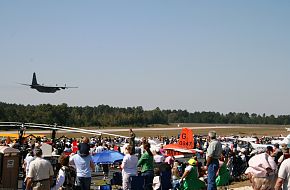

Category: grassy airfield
[56, 123, 290, 139]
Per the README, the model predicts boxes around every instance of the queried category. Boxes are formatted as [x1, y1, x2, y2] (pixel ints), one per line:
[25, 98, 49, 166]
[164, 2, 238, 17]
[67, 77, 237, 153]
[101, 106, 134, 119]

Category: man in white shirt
[26, 148, 54, 190]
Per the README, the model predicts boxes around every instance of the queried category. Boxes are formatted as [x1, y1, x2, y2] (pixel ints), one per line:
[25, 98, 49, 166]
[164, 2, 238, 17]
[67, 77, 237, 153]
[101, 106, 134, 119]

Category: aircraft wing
[41, 85, 78, 89]
[62, 86, 78, 88]
[249, 142, 273, 149]
[59, 86, 78, 89]
[18, 83, 31, 86]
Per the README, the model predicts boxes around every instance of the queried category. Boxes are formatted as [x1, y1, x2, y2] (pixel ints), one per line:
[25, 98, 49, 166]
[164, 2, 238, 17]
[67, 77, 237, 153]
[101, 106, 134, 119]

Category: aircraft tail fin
[178, 128, 194, 149]
[32, 72, 38, 85]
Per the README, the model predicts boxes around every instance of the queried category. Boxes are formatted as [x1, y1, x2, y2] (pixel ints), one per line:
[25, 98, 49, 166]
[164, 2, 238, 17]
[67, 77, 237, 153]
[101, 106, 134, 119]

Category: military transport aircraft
[20, 72, 78, 93]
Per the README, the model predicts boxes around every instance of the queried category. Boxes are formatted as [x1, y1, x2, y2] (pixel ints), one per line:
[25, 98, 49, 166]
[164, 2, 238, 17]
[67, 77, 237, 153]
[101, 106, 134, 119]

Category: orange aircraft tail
[178, 128, 194, 149]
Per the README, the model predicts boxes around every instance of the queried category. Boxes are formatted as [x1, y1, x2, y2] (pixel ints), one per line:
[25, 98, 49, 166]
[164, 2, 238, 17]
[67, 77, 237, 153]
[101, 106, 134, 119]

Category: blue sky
[0, 1, 289, 115]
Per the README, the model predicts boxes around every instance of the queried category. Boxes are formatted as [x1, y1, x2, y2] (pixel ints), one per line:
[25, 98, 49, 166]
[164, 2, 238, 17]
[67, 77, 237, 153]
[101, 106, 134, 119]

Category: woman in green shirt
[138, 142, 154, 190]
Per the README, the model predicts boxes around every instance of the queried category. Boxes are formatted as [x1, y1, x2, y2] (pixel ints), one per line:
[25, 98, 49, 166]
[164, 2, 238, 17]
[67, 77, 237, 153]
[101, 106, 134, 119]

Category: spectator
[51, 154, 76, 190]
[23, 149, 34, 177]
[129, 129, 136, 154]
[121, 145, 138, 190]
[223, 144, 231, 158]
[153, 149, 165, 164]
[172, 161, 181, 190]
[159, 144, 165, 155]
[22, 149, 34, 190]
[63, 143, 72, 156]
[78, 137, 90, 157]
[70, 149, 95, 190]
[152, 168, 161, 190]
[102, 164, 109, 179]
[205, 131, 222, 190]
[271, 143, 282, 164]
[277, 145, 290, 166]
[26, 148, 54, 190]
[179, 158, 206, 190]
[274, 157, 290, 190]
[245, 146, 277, 190]
[216, 154, 230, 187]
[165, 155, 175, 167]
[138, 142, 154, 190]
[94, 143, 104, 154]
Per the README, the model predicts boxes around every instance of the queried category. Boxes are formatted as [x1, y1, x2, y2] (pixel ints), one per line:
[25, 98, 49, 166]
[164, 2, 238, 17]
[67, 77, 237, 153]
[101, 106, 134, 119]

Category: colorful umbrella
[92, 150, 124, 164]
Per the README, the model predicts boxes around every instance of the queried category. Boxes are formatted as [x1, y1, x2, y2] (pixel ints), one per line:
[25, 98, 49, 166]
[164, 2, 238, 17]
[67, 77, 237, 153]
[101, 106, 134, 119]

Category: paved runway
[1, 125, 251, 134]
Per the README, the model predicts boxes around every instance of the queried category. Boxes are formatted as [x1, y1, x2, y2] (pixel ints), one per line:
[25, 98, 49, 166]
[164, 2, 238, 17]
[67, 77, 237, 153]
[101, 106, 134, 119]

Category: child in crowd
[152, 168, 161, 190]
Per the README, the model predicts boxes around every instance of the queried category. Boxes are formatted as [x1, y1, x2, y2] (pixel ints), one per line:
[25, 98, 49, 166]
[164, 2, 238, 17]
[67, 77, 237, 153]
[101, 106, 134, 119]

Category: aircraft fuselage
[31, 85, 60, 93]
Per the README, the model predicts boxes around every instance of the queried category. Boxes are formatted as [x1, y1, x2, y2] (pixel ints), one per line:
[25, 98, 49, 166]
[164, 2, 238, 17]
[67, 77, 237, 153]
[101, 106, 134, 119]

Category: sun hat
[188, 159, 197, 166]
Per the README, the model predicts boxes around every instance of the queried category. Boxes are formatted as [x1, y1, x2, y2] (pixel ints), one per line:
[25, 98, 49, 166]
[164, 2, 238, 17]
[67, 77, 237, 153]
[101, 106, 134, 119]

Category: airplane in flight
[20, 72, 78, 93]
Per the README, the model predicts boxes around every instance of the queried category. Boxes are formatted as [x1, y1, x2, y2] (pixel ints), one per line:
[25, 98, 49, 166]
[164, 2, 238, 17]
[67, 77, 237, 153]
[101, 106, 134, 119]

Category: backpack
[61, 166, 76, 189]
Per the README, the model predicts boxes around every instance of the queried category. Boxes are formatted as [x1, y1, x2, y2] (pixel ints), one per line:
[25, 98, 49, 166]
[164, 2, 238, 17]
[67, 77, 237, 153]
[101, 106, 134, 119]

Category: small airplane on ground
[20, 72, 78, 93]
[163, 128, 203, 157]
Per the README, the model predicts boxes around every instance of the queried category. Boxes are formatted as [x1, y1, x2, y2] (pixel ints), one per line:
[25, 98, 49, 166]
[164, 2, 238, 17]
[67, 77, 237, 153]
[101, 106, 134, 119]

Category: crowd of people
[1, 129, 290, 190]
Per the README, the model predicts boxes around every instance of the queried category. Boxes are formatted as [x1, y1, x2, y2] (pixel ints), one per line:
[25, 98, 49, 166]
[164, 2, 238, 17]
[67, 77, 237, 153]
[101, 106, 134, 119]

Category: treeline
[0, 102, 289, 127]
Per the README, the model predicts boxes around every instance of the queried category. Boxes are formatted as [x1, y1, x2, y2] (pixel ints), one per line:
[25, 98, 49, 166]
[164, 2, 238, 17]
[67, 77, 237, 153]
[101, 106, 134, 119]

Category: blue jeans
[172, 179, 180, 190]
[76, 176, 91, 190]
[141, 170, 154, 190]
[207, 159, 219, 190]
